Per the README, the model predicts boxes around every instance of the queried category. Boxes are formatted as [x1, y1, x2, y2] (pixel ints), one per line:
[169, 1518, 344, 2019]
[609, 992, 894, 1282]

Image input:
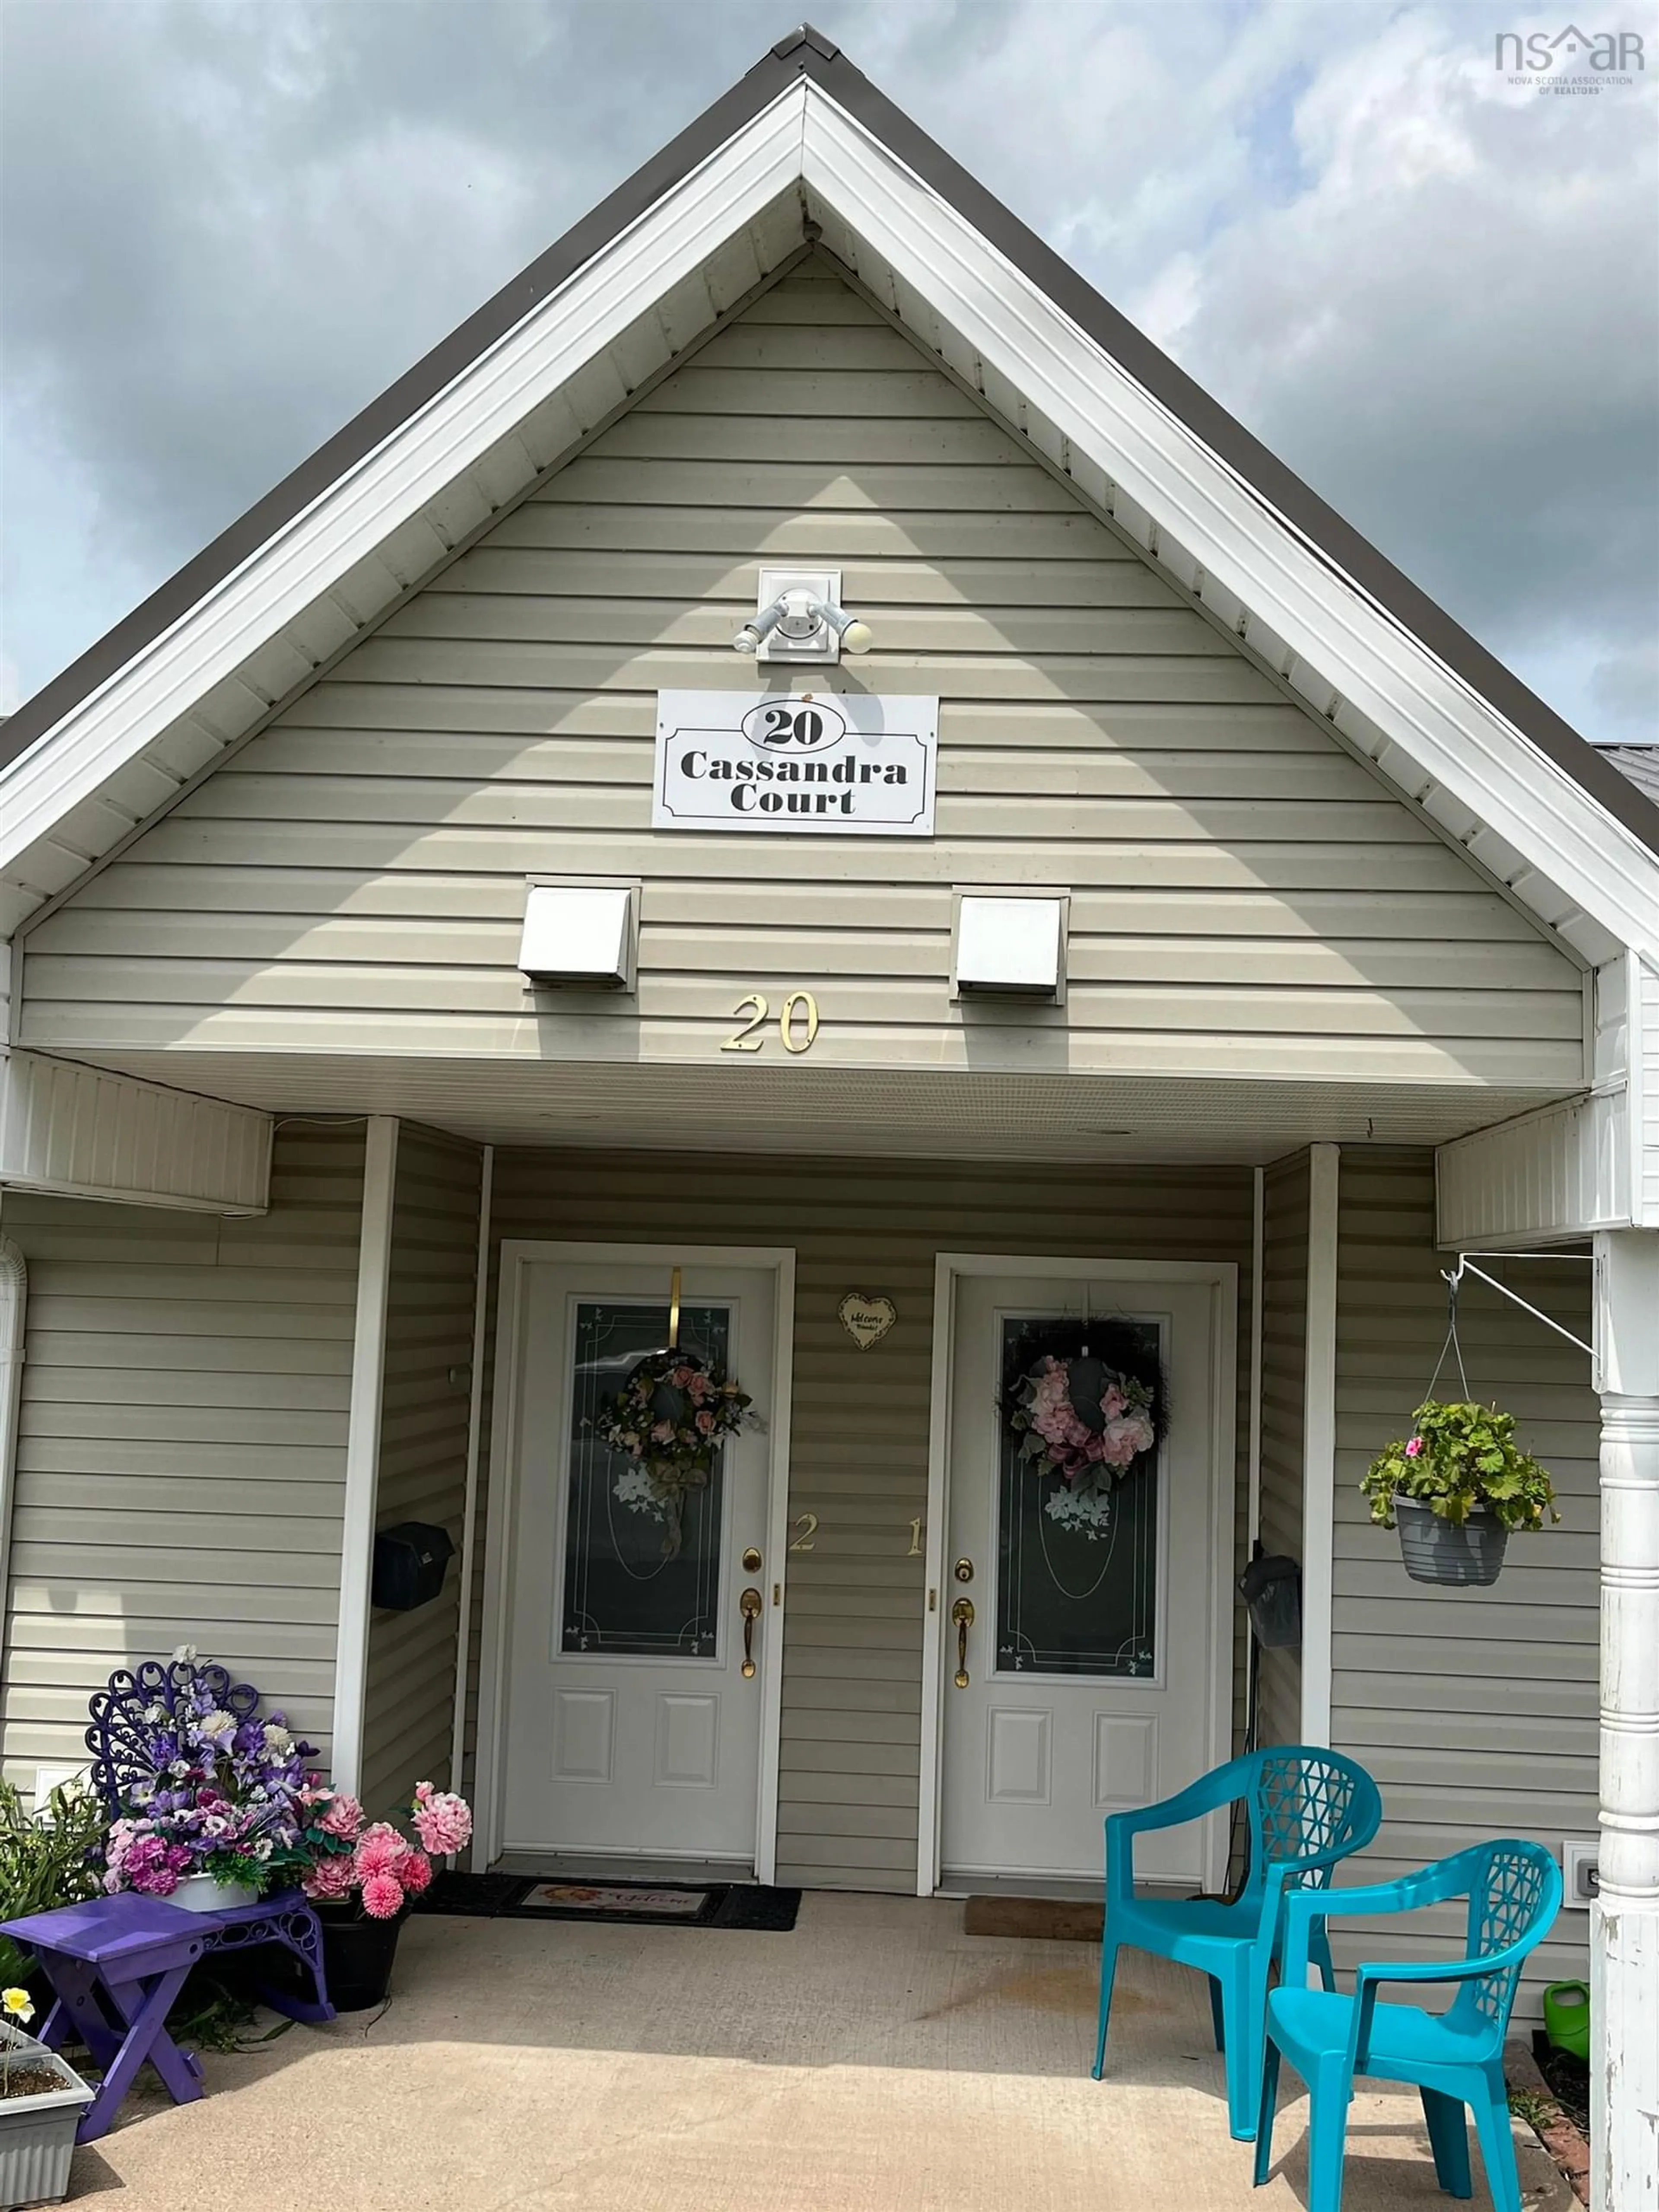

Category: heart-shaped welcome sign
[838, 1292, 896, 1351]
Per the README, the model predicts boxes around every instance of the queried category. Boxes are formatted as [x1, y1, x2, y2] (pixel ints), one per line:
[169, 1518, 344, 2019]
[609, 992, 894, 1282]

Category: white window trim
[915, 1250, 1238, 1898]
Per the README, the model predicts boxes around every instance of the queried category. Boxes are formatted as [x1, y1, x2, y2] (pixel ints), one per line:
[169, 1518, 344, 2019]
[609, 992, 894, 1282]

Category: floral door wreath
[589, 1350, 754, 1558]
[1000, 1318, 1168, 1540]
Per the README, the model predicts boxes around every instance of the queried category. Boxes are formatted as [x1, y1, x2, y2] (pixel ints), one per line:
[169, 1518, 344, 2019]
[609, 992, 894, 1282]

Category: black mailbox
[1237, 1552, 1302, 1651]
[372, 1521, 454, 1612]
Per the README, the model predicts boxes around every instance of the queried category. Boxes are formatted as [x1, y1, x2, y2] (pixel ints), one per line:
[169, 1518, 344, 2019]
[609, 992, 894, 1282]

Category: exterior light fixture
[731, 569, 874, 663]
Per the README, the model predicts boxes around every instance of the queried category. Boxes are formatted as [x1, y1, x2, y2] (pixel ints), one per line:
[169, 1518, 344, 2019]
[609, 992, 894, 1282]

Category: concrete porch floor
[70, 1893, 1570, 2211]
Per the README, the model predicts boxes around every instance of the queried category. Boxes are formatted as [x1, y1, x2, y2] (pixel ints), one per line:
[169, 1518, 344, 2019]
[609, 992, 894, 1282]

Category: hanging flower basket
[589, 1350, 755, 1558]
[1362, 1400, 1558, 1588]
[999, 1318, 1167, 1542]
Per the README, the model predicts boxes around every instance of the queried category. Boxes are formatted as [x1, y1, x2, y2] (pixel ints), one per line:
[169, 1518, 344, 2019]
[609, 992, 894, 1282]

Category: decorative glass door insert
[560, 1300, 730, 1658]
[994, 1313, 1160, 1678]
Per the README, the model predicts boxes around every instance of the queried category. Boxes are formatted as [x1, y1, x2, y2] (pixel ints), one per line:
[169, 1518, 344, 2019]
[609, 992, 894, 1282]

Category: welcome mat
[419, 1870, 800, 1931]
[963, 1896, 1103, 1942]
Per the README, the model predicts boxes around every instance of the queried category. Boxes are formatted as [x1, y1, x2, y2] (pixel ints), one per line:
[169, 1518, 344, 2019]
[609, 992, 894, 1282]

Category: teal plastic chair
[1093, 1747, 1382, 2141]
[1253, 1838, 1562, 2212]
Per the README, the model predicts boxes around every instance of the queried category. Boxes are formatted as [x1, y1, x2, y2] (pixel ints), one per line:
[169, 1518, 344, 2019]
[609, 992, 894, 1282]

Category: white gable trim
[798, 90, 1659, 969]
[4, 75, 1655, 971]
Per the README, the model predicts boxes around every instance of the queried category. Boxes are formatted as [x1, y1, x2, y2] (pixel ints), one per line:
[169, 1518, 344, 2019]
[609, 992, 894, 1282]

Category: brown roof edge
[6, 22, 1656, 864]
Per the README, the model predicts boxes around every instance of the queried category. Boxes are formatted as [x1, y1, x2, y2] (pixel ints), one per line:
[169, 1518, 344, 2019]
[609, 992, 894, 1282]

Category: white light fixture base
[753, 568, 843, 663]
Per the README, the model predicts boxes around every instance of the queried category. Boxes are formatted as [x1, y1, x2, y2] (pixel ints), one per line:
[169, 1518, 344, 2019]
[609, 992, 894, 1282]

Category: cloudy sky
[3, 0, 1656, 738]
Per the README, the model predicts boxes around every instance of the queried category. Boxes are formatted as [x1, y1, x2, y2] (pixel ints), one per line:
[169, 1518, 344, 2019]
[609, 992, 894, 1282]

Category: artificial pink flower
[1404, 1437, 1424, 1458]
[399, 1849, 433, 1896]
[319, 1791, 365, 1841]
[360, 1871, 405, 1919]
[410, 1785, 473, 1856]
[353, 1822, 410, 1879]
[695, 1410, 715, 1435]
[650, 1420, 674, 1444]
[302, 1856, 357, 1903]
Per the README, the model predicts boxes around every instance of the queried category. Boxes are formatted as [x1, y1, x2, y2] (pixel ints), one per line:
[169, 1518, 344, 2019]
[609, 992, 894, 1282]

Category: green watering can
[1542, 1979, 1590, 2063]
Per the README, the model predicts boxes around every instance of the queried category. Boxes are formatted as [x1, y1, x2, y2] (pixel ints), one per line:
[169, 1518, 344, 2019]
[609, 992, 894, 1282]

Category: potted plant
[296, 1780, 472, 2011]
[0, 1986, 92, 2209]
[1362, 1398, 1559, 1587]
[0, 1787, 101, 2207]
[0, 1778, 107, 2006]
[92, 1649, 318, 1910]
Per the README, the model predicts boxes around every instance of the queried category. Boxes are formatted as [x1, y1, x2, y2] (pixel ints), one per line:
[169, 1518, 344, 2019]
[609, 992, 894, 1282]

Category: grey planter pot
[1392, 1493, 1510, 1587]
[0, 2028, 93, 2209]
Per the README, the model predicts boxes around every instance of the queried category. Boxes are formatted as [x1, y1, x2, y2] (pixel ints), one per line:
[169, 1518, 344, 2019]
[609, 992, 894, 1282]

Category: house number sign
[655, 689, 938, 837]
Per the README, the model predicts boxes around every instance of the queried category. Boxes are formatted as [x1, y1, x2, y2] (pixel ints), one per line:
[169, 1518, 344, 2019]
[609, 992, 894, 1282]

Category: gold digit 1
[779, 990, 820, 1055]
[907, 1517, 924, 1557]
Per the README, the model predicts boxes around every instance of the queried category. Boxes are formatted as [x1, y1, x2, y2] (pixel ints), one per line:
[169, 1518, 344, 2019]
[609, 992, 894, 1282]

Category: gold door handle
[951, 1596, 975, 1688]
[739, 1586, 762, 1678]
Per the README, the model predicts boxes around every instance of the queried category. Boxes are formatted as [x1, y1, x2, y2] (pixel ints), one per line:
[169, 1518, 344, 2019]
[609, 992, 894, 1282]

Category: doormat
[417, 1871, 800, 1931]
[963, 1896, 1103, 1943]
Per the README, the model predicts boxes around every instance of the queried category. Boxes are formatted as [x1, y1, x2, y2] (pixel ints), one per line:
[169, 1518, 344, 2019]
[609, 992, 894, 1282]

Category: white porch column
[1592, 1228, 1659, 2212]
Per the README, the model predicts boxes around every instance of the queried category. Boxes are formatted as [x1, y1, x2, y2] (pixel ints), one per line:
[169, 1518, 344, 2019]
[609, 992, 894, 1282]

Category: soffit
[89, 1050, 1575, 1165]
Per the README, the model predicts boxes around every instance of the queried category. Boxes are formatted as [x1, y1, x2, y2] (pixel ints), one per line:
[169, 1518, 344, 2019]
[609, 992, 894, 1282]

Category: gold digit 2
[722, 994, 769, 1052]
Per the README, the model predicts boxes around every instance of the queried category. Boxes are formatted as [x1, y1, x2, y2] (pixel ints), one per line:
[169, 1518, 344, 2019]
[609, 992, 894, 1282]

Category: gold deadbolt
[953, 1557, 974, 1583]
[741, 1546, 763, 1573]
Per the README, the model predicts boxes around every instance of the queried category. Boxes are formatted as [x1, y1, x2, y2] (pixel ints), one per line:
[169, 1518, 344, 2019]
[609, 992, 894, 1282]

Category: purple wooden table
[2, 1889, 333, 2144]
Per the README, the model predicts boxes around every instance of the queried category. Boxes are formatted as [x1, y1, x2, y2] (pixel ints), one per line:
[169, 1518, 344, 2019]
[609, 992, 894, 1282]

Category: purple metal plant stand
[2, 1889, 333, 2145]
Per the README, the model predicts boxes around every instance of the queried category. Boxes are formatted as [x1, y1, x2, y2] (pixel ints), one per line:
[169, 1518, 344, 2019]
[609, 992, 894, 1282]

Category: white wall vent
[953, 892, 1068, 1003]
[519, 881, 638, 990]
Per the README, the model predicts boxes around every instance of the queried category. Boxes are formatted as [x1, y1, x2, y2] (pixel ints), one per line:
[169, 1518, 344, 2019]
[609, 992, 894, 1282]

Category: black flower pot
[316, 1904, 407, 2011]
[1392, 1494, 1509, 1587]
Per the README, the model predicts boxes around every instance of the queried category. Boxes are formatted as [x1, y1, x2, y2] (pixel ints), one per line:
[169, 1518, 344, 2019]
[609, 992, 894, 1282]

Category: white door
[502, 1260, 776, 1863]
[939, 1274, 1225, 1887]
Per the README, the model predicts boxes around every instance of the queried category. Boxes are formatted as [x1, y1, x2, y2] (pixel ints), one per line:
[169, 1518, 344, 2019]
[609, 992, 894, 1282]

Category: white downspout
[1591, 1227, 1659, 2212]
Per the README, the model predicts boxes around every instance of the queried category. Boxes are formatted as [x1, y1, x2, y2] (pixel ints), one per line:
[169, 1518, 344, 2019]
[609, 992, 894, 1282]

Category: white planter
[169, 1872, 259, 1913]
[0, 2027, 92, 2209]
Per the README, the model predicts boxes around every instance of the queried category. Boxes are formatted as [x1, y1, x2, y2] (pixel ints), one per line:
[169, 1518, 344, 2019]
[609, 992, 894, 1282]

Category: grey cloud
[3, 0, 1655, 739]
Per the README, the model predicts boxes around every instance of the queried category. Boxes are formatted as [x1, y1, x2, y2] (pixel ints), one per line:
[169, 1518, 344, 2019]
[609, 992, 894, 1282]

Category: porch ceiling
[83, 1050, 1576, 1163]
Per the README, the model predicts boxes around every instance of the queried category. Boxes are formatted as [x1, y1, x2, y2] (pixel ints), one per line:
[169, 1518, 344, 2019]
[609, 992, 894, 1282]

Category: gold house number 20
[721, 991, 821, 1055]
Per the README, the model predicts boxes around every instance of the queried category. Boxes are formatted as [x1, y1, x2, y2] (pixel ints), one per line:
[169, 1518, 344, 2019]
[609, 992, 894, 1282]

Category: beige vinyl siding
[21, 260, 1582, 1091]
[1330, 1149, 1595, 2010]
[1255, 1152, 1310, 1748]
[478, 1146, 1252, 1890]
[359, 1126, 482, 1815]
[0, 1125, 363, 1786]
